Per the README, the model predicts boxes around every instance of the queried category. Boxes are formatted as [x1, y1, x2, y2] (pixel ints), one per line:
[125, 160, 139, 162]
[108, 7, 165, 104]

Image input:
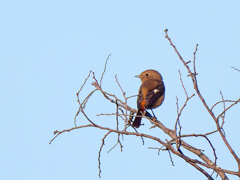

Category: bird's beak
[135, 75, 140, 78]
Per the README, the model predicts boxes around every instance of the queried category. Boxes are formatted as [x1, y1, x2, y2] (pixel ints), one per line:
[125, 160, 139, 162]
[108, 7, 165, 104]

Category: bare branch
[175, 70, 195, 153]
[92, 81, 136, 113]
[51, 31, 240, 179]
[49, 124, 93, 144]
[51, 122, 239, 178]
[180, 133, 218, 166]
[164, 29, 240, 175]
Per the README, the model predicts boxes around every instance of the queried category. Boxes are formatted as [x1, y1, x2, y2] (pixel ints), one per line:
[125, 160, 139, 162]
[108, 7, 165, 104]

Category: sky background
[1, 1, 240, 180]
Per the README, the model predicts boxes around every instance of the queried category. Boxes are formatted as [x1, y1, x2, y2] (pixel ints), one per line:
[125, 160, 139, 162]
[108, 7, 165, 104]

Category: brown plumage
[132, 69, 165, 128]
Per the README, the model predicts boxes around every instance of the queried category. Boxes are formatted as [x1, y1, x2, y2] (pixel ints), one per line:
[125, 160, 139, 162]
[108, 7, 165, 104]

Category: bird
[132, 69, 165, 128]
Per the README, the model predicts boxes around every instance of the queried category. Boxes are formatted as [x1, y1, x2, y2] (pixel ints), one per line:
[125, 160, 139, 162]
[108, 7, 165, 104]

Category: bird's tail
[132, 109, 143, 128]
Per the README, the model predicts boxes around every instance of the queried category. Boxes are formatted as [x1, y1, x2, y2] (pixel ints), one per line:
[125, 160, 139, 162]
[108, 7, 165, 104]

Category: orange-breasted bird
[132, 69, 165, 128]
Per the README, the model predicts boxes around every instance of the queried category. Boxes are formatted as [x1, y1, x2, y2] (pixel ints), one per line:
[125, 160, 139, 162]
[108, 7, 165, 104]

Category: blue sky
[1, 1, 240, 180]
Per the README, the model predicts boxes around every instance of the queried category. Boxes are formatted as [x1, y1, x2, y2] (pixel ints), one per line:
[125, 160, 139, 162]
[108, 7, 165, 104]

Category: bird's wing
[139, 80, 165, 109]
[137, 90, 144, 110]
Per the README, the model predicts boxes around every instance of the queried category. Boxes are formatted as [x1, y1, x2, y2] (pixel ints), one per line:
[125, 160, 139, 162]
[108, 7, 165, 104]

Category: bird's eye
[146, 73, 149, 76]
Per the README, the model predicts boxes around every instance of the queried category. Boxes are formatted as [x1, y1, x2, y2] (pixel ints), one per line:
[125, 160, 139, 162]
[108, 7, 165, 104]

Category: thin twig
[98, 131, 111, 178]
[175, 96, 181, 152]
[74, 70, 92, 126]
[126, 94, 139, 99]
[219, 91, 226, 132]
[216, 97, 240, 122]
[193, 44, 198, 82]
[107, 100, 123, 153]
[175, 93, 194, 151]
[167, 149, 174, 166]
[133, 127, 144, 145]
[178, 70, 188, 97]
[115, 75, 128, 131]
[49, 124, 93, 144]
[148, 146, 164, 155]
[231, 67, 240, 72]
[100, 54, 111, 87]
[211, 100, 238, 111]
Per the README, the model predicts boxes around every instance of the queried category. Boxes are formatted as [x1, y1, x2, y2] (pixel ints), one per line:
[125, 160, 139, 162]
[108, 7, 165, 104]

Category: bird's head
[135, 69, 163, 83]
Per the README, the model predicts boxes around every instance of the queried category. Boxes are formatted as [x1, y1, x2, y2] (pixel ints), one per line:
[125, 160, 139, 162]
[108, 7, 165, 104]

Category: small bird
[132, 69, 165, 128]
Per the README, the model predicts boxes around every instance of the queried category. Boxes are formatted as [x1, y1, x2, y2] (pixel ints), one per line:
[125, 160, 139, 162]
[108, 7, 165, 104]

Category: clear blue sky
[1, 1, 240, 180]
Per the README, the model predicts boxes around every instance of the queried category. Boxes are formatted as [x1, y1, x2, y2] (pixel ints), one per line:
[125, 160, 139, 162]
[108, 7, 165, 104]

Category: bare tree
[50, 30, 240, 180]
